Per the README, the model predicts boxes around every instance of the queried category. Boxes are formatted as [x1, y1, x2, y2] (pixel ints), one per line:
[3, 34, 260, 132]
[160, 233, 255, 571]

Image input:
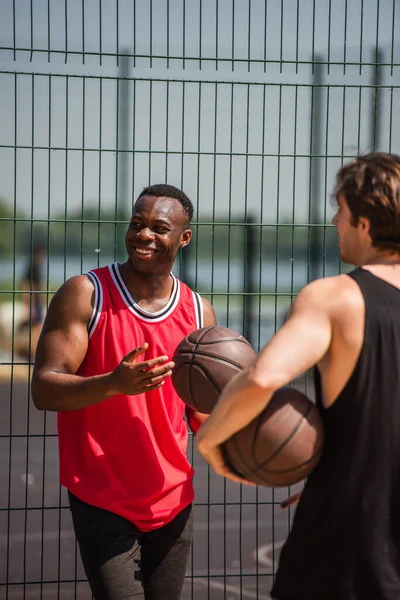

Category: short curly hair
[334, 153, 400, 252]
[136, 184, 193, 223]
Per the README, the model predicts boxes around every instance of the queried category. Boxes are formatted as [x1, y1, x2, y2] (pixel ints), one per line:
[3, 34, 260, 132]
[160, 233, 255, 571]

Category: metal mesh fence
[1, 1, 400, 598]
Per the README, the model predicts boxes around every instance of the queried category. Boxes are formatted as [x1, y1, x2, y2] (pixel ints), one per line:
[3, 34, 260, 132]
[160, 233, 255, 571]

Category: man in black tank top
[196, 152, 400, 600]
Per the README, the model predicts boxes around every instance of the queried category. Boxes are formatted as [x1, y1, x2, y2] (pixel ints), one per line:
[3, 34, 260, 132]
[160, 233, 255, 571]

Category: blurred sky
[0, 0, 400, 223]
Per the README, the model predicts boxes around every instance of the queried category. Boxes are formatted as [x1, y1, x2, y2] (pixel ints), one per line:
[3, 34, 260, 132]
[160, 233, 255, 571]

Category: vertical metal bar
[115, 77, 120, 261]
[30, 0, 34, 61]
[248, 0, 252, 73]
[13, 0, 16, 61]
[244, 215, 255, 347]
[82, 0, 85, 64]
[150, 0, 153, 68]
[263, 0, 267, 73]
[64, 0, 68, 63]
[179, 81, 191, 285]
[232, 0, 235, 72]
[357, 87, 362, 158]
[215, 0, 219, 70]
[290, 86, 298, 316]
[97, 78, 103, 267]
[133, 0, 136, 67]
[254, 82, 267, 600]
[182, 0, 186, 69]
[343, 0, 348, 74]
[148, 80, 153, 183]
[59, 75, 69, 599]
[388, 87, 393, 152]
[99, 0, 102, 66]
[309, 59, 323, 282]
[244, 85, 254, 347]
[165, 80, 170, 181]
[117, 56, 131, 258]
[272, 83, 283, 576]
[311, 0, 316, 74]
[375, 0, 380, 76]
[6, 72, 18, 600]
[166, 0, 170, 68]
[371, 48, 383, 152]
[295, 0, 300, 74]
[80, 77, 86, 300]
[23, 73, 36, 600]
[341, 88, 347, 161]
[194, 81, 202, 301]
[47, 0, 51, 62]
[359, 0, 364, 75]
[131, 79, 136, 207]
[116, 0, 120, 67]
[322, 86, 330, 278]
[391, 0, 396, 76]
[279, 0, 283, 74]
[40, 73, 52, 600]
[199, 0, 202, 70]
[286, 83, 299, 521]
[327, 0, 332, 75]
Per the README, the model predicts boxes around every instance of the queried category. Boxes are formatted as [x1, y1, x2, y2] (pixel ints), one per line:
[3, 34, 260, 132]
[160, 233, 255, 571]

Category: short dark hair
[136, 184, 194, 223]
[334, 152, 400, 253]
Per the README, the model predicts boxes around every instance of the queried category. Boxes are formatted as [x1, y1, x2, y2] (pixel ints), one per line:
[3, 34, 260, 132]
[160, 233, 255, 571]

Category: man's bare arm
[32, 276, 174, 412]
[195, 278, 333, 482]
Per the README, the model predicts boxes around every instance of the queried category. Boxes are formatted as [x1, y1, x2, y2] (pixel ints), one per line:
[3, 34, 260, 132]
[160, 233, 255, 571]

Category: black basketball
[171, 326, 257, 413]
[221, 387, 325, 487]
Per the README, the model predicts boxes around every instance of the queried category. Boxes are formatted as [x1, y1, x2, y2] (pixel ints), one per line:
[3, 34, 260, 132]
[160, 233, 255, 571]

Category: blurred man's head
[332, 153, 400, 264]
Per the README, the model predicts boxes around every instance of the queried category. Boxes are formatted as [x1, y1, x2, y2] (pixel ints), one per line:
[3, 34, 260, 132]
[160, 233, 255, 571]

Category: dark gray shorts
[69, 492, 193, 600]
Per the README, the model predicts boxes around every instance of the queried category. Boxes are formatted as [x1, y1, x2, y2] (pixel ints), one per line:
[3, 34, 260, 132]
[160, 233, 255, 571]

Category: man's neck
[118, 261, 174, 309]
[363, 253, 400, 267]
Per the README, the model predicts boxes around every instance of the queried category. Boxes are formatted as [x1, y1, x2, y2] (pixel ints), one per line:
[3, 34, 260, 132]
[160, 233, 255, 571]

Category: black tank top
[272, 268, 400, 600]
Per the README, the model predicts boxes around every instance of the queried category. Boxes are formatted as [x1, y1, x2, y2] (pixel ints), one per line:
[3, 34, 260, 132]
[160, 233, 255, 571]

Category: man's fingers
[144, 370, 173, 386]
[143, 362, 175, 378]
[197, 444, 257, 487]
[123, 343, 149, 362]
[141, 357, 173, 371]
[280, 492, 302, 509]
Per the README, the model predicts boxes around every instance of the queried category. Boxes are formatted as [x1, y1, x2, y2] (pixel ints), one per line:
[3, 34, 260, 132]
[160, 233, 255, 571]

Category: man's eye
[130, 222, 141, 229]
[156, 228, 168, 234]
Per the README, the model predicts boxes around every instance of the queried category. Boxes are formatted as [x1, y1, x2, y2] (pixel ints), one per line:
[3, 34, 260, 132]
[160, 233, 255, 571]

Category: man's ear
[358, 216, 371, 238]
[180, 229, 192, 248]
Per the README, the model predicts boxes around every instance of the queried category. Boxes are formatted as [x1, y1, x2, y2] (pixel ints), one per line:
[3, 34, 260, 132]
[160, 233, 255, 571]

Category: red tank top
[58, 263, 203, 531]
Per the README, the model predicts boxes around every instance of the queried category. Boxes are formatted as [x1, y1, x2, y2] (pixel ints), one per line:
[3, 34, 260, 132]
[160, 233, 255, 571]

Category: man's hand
[280, 492, 302, 509]
[196, 437, 256, 486]
[110, 343, 175, 395]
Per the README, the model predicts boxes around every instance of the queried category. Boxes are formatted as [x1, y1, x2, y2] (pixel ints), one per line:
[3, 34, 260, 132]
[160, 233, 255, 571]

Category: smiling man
[32, 184, 216, 600]
[196, 153, 400, 600]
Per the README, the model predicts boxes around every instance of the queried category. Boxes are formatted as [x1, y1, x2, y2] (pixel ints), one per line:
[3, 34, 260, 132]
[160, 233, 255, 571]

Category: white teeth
[136, 248, 153, 255]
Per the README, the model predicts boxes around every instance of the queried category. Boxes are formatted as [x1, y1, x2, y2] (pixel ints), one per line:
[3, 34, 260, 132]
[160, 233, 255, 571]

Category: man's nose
[137, 227, 155, 240]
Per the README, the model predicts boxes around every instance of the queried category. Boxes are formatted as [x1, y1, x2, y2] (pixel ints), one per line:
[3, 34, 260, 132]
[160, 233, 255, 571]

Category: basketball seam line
[260, 444, 324, 475]
[187, 337, 251, 346]
[176, 351, 250, 371]
[248, 401, 314, 474]
[188, 326, 215, 411]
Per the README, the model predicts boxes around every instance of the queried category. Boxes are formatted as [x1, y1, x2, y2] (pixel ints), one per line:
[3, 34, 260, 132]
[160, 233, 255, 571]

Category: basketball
[221, 388, 324, 487]
[171, 325, 256, 414]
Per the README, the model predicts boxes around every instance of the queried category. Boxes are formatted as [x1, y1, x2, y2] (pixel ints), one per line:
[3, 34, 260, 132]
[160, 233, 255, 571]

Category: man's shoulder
[56, 273, 96, 299]
[298, 271, 364, 313]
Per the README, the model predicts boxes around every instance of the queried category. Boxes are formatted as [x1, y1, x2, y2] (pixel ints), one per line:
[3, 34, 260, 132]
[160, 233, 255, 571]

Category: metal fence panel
[1, 1, 400, 598]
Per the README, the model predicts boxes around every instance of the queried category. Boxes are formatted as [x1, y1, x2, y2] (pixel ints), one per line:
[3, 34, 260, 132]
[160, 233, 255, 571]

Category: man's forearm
[31, 370, 118, 412]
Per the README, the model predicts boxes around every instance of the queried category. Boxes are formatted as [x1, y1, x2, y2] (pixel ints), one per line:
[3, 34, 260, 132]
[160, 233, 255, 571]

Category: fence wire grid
[1, 1, 400, 599]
